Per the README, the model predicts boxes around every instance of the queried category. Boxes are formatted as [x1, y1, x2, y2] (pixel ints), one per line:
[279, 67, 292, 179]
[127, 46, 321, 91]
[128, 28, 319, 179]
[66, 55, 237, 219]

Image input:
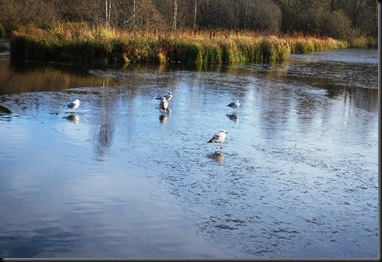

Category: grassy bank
[10, 23, 349, 66]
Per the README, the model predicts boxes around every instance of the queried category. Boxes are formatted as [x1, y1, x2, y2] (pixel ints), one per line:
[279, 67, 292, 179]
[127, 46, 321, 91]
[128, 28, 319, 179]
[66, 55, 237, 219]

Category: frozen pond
[0, 48, 378, 258]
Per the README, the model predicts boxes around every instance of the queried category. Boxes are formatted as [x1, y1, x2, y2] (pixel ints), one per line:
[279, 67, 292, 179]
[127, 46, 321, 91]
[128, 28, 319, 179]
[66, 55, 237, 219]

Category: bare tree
[0, 0, 377, 40]
[54, 0, 104, 26]
[0, 0, 58, 26]
[193, 0, 197, 29]
[172, 0, 178, 31]
[131, 0, 166, 31]
[105, 0, 112, 26]
[133, 0, 136, 30]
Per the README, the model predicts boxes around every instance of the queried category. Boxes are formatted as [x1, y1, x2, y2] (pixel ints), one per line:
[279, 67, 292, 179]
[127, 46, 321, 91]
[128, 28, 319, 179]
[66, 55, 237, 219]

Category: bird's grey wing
[67, 102, 75, 108]
[209, 133, 220, 142]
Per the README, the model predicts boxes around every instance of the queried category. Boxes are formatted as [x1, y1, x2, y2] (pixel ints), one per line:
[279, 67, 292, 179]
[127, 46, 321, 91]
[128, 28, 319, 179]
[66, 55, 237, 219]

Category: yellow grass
[10, 23, 349, 66]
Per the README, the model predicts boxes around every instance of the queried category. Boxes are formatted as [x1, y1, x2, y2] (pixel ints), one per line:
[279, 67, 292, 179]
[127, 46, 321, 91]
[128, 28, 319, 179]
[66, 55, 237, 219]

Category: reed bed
[10, 23, 348, 66]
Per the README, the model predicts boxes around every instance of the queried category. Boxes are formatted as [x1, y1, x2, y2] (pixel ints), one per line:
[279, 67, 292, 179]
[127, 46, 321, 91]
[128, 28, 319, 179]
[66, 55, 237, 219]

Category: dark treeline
[0, 0, 377, 42]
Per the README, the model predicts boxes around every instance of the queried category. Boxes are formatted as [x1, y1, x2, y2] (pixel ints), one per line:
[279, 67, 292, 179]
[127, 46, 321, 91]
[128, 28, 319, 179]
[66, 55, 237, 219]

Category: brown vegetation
[10, 23, 348, 66]
[0, 0, 377, 47]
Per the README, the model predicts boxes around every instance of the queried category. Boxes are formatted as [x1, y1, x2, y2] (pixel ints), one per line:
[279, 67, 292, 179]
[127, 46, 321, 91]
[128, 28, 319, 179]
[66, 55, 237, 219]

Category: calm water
[0, 49, 378, 258]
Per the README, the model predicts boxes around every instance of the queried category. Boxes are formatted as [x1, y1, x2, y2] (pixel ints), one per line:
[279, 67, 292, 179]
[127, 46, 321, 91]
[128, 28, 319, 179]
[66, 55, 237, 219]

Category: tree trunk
[193, 0, 198, 30]
[133, 0, 136, 30]
[105, 0, 112, 27]
[172, 0, 178, 32]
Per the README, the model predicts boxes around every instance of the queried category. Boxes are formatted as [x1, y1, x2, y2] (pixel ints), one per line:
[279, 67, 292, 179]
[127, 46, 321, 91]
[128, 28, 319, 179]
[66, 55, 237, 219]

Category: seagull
[159, 97, 168, 111]
[207, 130, 228, 152]
[155, 92, 172, 101]
[226, 100, 240, 109]
[67, 99, 81, 113]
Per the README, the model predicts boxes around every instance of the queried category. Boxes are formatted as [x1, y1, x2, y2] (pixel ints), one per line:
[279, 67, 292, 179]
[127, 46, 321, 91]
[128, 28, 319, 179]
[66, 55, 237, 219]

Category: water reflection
[96, 123, 113, 158]
[226, 113, 238, 123]
[159, 107, 172, 124]
[65, 113, 79, 124]
[0, 58, 105, 94]
[326, 86, 378, 113]
[94, 85, 117, 161]
[0, 104, 12, 122]
[207, 152, 225, 164]
[159, 114, 167, 124]
[292, 49, 376, 83]
[0, 105, 12, 114]
[243, 49, 378, 114]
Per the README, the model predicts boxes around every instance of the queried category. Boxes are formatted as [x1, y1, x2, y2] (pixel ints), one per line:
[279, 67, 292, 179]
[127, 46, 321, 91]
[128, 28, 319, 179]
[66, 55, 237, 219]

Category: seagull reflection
[207, 152, 225, 164]
[159, 108, 171, 124]
[159, 114, 167, 124]
[226, 113, 238, 123]
[65, 113, 79, 124]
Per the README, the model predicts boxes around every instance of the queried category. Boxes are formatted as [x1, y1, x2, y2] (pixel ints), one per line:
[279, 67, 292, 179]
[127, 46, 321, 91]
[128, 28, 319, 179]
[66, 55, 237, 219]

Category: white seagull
[159, 97, 168, 111]
[67, 99, 81, 113]
[155, 92, 172, 101]
[226, 100, 240, 109]
[207, 130, 228, 152]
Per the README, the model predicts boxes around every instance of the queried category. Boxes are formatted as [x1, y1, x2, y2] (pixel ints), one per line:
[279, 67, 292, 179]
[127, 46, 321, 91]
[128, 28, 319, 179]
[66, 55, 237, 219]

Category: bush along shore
[10, 23, 348, 67]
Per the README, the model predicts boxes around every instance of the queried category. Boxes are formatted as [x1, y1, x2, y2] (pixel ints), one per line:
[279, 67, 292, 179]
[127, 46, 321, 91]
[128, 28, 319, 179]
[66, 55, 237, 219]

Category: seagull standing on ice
[207, 130, 228, 152]
[67, 99, 81, 113]
[159, 97, 168, 111]
[155, 92, 172, 101]
[226, 100, 240, 109]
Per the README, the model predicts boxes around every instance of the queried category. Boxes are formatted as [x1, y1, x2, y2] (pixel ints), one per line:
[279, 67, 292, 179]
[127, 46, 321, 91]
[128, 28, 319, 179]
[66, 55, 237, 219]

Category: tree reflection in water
[95, 82, 116, 160]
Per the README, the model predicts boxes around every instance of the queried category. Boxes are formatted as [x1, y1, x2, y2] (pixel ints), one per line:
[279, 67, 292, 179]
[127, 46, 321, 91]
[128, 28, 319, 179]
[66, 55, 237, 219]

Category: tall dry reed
[10, 23, 349, 66]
